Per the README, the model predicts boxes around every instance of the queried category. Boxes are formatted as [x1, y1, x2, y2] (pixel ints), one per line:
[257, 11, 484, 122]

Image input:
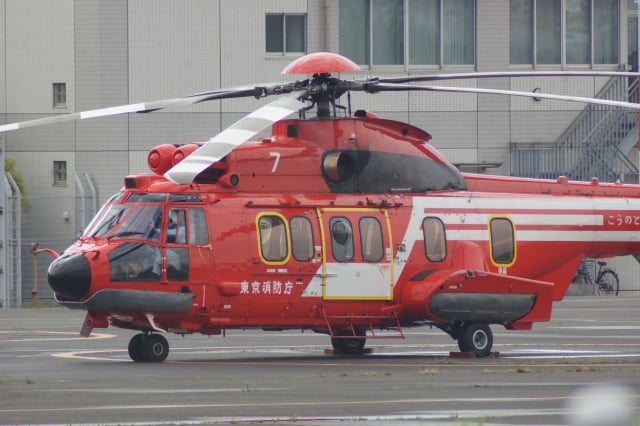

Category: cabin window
[489, 217, 515, 265]
[258, 215, 289, 262]
[359, 217, 384, 262]
[423, 217, 446, 262]
[290, 216, 314, 261]
[330, 217, 354, 262]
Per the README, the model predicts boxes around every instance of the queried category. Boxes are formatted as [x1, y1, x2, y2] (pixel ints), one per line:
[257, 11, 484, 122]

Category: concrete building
[1, 0, 639, 304]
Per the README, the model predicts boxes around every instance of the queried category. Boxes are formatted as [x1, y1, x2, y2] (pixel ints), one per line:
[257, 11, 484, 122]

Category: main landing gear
[128, 333, 169, 362]
[440, 322, 494, 357]
[330, 328, 367, 355]
[327, 323, 494, 357]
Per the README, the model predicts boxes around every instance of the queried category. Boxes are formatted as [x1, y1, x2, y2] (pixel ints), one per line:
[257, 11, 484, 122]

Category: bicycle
[572, 259, 620, 296]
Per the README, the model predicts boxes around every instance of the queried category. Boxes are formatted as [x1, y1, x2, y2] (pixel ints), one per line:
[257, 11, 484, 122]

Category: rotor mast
[282, 52, 361, 119]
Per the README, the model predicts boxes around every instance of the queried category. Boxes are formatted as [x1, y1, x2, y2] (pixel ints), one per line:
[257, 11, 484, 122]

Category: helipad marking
[0, 331, 115, 343]
[0, 409, 580, 426]
[49, 343, 640, 365]
[0, 394, 589, 415]
[52, 350, 129, 362]
[549, 325, 640, 330]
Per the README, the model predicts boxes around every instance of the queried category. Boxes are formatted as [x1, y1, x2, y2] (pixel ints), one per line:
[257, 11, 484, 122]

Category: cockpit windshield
[109, 205, 163, 240]
[85, 204, 131, 238]
[83, 199, 163, 241]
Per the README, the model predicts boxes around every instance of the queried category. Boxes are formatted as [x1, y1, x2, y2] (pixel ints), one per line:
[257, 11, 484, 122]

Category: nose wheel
[128, 333, 170, 362]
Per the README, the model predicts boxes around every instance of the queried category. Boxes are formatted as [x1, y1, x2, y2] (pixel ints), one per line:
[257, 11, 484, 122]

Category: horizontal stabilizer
[424, 269, 555, 324]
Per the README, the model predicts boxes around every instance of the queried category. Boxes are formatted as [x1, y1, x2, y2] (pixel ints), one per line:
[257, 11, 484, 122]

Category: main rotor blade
[378, 70, 640, 84]
[164, 96, 305, 184]
[0, 86, 269, 133]
[368, 83, 640, 110]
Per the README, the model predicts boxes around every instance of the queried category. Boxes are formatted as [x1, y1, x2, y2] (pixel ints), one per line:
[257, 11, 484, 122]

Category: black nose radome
[48, 253, 91, 300]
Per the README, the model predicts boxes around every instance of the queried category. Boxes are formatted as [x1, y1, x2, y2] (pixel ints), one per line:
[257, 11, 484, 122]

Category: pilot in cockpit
[146, 213, 162, 241]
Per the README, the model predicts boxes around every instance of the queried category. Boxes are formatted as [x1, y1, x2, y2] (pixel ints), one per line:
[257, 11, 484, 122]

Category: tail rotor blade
[164, 96, 305, 184]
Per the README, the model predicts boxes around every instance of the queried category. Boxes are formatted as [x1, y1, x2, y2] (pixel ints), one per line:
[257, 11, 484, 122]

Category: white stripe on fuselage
[395, 194, 639, 280]
[301, 194, 640, 297]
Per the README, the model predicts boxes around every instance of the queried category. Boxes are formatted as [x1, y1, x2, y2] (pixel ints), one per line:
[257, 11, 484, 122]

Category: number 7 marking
[270, 152, 281, 173]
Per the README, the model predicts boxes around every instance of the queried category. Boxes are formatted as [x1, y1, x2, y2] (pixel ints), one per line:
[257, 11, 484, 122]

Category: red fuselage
[47, 116, 640, 340]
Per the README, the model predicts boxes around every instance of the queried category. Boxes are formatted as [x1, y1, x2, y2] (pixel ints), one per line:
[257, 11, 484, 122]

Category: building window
[53, 160, 67, 186]
[510, 0, 619, 66]
[266, 14, 306, 55]
[339, 0, 475, 67]
[53, 83, 66, 108]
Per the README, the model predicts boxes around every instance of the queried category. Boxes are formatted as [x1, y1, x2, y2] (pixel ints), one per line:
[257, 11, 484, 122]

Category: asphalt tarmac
[0, 296, 638, 426]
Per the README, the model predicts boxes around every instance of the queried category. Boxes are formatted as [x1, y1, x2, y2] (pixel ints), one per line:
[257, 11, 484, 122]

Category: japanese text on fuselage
[240, 280, 294, 295]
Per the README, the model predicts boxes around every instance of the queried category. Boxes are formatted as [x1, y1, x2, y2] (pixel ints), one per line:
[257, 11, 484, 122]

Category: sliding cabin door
[316, 208, 394, 300]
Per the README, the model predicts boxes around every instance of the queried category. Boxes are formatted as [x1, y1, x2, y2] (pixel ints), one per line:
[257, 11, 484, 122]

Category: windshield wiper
[108, 230, 148, 240]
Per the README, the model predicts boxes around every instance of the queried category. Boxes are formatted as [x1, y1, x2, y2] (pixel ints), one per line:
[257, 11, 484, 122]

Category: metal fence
[1, 174, 21, 308]
[511, 144, 640, 183]
[14, 189, 96, 307]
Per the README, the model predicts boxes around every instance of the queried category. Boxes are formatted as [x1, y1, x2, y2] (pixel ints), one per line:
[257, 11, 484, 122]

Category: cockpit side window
[163, 207, 208, 282]
[166, 208, 208, 244]
[188, 208, 209, 244]
[167, 209, 187, 243]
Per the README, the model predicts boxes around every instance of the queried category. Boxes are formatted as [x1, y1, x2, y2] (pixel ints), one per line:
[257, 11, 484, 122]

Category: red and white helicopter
[5, 52, 640, 361]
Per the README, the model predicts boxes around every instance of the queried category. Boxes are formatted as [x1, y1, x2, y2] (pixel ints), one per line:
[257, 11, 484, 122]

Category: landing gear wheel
[457, 323, 493, 357]
[128, 333, 146, 362]
[331, 328, 366, 355]
[127, 333, 169, 362]
[144, 334, 169, 362]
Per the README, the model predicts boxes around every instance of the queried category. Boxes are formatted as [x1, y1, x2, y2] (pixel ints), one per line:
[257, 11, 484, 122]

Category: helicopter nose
[47, 253, 91, 300]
